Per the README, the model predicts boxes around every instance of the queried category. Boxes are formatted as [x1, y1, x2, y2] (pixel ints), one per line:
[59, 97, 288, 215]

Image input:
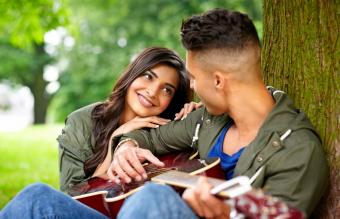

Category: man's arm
[119, 107, 205, 154]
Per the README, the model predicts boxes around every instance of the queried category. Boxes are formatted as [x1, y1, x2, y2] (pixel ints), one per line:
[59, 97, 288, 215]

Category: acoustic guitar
[70, 151, 304, 218]
[69, 151, 223, 218]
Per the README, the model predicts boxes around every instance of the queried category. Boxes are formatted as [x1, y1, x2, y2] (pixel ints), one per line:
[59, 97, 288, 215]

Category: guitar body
[69, 152, 223, 218]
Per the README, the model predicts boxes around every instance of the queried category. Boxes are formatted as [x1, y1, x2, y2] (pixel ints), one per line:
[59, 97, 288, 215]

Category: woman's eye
[163, 87, 174, 96]
[144, 73, 152, 80]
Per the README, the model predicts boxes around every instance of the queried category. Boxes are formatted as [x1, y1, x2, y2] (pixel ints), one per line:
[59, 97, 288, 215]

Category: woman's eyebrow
[147, 69, 177, 90]
[146, 69, 158, 78]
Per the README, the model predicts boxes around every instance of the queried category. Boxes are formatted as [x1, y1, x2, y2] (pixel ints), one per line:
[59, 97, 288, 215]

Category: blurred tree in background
[0, 0, 263, 123]
[0, 0, 69, 123]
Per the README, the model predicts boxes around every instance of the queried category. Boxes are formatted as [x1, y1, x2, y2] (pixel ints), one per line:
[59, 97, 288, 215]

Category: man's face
[186, 51, 225, 115]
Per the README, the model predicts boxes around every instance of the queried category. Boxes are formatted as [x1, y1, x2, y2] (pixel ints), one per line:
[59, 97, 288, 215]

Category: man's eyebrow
[146, 69, 177, 90]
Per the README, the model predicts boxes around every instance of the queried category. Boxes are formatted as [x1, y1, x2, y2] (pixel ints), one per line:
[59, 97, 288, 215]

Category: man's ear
[213, 71, 225, 90]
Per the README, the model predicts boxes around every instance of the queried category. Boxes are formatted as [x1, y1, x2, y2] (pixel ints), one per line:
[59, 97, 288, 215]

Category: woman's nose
[146, 86, 158, 97]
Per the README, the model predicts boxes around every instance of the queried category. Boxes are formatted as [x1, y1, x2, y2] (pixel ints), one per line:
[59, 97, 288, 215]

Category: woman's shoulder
[67, 102, 101, 122]
[58, 102, 102, 150]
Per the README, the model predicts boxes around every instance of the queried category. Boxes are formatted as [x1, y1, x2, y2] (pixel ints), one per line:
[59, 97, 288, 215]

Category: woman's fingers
[139, 116, 171, 125]
[115, 116, 170, 135]
[175, 102, 204, 120]
[194, 102, 203, 109]
[174, 108, 185, 120]
[116, 155, 141, 183]
[125, 149, 149, 179]
[136, 149, 164, 167]
[109, 143, 164, 183]
[107, 158, 130, 183]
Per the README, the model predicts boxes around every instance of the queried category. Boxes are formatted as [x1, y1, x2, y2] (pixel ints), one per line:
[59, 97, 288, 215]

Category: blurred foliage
[0, 0, 69, 48]
[0, 0, 69, 83]
[0, 0, 262, 122]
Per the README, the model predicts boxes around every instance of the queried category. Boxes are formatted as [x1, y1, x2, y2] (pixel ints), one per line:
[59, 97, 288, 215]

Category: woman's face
[125, 64, 179, 118]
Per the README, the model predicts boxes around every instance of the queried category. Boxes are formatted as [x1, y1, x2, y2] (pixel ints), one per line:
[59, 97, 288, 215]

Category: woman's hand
[93, 116, 168, 178]
[174, 102, 203, 120]
[112, 116, 171, 137]
[182, 177, 230, 219]
[107, 140, 164, 184]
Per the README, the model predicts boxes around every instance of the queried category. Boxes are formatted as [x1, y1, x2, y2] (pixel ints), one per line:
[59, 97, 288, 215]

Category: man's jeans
[118, 183, 198, 219]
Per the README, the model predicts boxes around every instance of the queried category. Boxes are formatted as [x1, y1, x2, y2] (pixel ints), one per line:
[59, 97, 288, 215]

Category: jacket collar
[234, 87, 320, 175]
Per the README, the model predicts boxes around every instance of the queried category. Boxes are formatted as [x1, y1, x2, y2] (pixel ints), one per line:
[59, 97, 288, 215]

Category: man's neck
[226, 83, 275, 140]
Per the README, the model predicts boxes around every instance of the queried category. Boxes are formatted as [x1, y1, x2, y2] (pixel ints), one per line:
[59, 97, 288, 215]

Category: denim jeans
[0, 183, 108, 219]
[118, 183, 198, 219]
[0, 182, 198, 219]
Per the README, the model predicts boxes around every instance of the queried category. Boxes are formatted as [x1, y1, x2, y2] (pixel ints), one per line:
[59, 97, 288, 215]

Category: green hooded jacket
[120, 87, 329, 217]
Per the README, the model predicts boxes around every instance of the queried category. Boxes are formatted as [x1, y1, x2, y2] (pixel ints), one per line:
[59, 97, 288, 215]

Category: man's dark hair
[181, 8, 260, 51]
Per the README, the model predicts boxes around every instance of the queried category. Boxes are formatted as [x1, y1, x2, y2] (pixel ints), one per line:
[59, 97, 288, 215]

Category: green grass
[0, 124, 62, 209]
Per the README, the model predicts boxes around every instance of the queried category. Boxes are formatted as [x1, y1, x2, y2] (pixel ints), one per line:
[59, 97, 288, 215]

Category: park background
[0, 0, 338, 218]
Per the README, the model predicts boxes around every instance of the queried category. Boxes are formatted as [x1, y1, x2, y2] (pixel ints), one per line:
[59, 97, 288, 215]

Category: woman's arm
[57, 103, 100, 193]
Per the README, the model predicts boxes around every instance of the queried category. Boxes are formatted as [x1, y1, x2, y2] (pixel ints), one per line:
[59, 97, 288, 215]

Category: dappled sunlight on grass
[0, 124, 63, 208]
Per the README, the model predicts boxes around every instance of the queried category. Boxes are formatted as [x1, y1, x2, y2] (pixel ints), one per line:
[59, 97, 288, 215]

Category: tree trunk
[262, 0, 339, 218]
[28, 43, 51, 124]
[30, 72, 49, 124]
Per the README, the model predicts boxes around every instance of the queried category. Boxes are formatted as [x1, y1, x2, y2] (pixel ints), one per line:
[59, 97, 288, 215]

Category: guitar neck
[151, 170, 304, 219]
[151, 170, 250, 198]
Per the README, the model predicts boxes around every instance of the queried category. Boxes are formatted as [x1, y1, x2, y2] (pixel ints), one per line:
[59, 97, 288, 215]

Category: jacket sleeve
[117, 108, 205, 155]
[57, 114, 93, 193]
[263, 139, 329, 217]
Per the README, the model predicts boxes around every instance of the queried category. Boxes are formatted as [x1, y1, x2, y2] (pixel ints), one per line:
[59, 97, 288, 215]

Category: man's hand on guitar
[182, 177, 230, 219]
[107, 140, 164, 184]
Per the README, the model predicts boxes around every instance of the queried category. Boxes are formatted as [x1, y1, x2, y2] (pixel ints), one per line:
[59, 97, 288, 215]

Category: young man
[109, 8, 328, 218]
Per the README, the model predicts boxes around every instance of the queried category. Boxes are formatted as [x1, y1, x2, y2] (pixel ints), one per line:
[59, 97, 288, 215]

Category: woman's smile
[137, 93, 155, 108]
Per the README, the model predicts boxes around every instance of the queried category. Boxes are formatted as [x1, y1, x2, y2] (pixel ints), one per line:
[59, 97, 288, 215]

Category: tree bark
[262, 0, 339, 218]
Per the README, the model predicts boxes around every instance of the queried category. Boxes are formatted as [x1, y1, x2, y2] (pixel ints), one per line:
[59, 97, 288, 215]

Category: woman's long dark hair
[84, 47, 192, 176]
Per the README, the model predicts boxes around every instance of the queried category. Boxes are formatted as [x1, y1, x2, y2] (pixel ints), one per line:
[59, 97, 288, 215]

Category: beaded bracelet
[114, 138, 139, 154]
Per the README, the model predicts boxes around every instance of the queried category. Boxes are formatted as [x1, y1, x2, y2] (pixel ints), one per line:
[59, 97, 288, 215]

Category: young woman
[57, 47, 194, 193]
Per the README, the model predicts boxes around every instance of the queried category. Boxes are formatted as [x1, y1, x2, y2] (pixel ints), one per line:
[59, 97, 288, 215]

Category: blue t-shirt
[207, 122, 245, 180]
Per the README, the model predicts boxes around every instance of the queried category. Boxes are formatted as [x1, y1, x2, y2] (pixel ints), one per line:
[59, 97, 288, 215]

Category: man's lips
[137, 94, 155, 107]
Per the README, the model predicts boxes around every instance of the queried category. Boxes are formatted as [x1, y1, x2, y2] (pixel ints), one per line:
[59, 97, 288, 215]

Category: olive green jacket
[121, 87, 328, 217]
[57, 103, 99, 193]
